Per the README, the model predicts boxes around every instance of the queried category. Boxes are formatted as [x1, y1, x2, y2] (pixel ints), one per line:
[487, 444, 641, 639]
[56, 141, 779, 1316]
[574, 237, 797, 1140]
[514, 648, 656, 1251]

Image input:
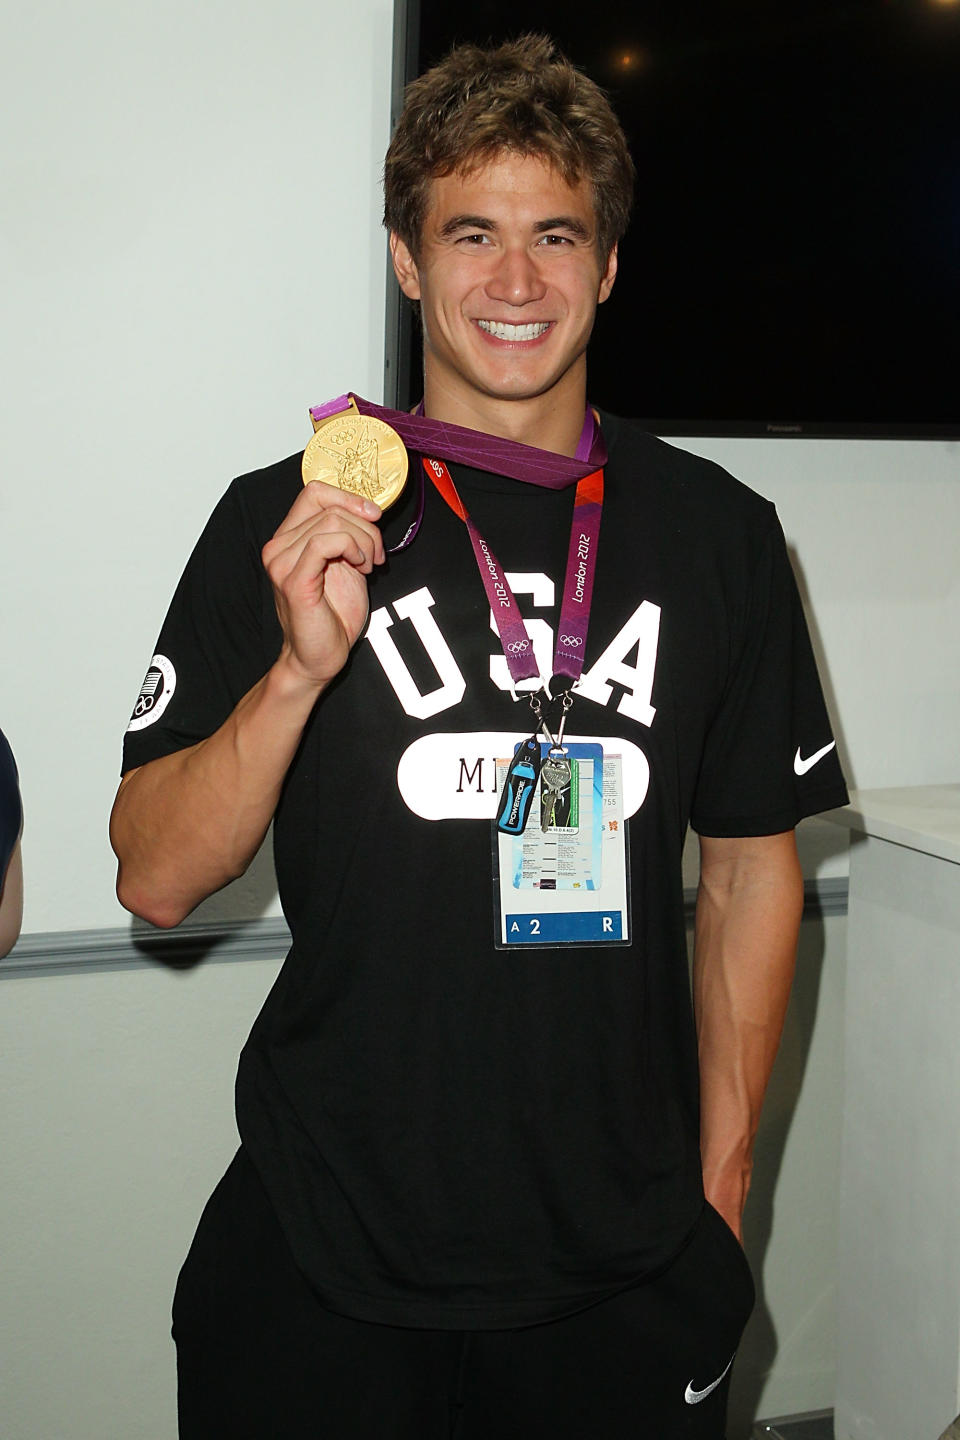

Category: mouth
[475, 320, 552, 342]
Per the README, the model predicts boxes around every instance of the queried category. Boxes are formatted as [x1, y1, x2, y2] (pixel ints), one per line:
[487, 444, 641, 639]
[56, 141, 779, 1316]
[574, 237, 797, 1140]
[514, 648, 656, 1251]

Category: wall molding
[2, 915, 293, 980]
[1, 879, 848, 980]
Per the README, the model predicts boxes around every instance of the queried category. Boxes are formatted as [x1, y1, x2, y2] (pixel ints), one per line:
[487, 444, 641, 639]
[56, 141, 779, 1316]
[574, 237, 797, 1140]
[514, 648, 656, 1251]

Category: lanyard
[423, 456, 604, 693]
[309, 394, 608, 488]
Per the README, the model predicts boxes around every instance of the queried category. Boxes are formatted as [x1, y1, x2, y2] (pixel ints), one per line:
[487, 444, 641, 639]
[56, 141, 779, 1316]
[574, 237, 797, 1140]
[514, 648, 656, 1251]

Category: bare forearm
[110, 659, 323, 927]
[693, 832, 803, 1236]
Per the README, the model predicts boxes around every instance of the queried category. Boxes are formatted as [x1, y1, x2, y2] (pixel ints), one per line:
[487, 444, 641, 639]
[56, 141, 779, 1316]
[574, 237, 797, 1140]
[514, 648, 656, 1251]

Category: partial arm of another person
[0, 836, 24, 958]
[110, 483, 384, 929]
[693, 829, 804, 1241]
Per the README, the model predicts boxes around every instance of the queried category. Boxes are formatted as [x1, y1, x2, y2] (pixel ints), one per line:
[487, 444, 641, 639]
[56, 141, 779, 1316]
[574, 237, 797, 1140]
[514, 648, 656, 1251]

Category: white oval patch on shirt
[396, 731, 650, 821]
[127, 654, 177, 732]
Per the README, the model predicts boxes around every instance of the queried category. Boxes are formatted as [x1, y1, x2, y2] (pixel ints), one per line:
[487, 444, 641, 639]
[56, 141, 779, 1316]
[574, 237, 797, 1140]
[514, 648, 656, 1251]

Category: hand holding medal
[265, 441, 387, 692]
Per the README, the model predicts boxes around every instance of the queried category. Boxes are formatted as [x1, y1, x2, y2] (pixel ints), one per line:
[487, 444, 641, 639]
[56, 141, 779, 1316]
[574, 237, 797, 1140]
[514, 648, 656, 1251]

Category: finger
[267, 512, 383, 575]
[284, 533, 372, 597]
[276, 481, 382, 538]
[265, 506, 385, 576]
[265, 519, 380, 591]
[270, 496, 385, 566]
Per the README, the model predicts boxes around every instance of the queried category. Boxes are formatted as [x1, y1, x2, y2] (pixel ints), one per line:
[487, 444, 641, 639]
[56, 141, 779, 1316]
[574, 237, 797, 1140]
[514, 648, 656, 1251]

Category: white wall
[1, 4, 958, 1439]
[3, 8, 957, 936]
[3, 5, 958, 934]
[680, 435, 960, 797]
[0, 955, 284, 1440]
[678, 433, 960, 889]
[2, 0, 393, 934]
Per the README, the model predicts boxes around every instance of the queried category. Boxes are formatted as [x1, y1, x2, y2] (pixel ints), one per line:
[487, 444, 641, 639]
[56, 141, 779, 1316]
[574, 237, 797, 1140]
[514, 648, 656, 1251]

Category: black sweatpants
[173, 1148, 754, 1439]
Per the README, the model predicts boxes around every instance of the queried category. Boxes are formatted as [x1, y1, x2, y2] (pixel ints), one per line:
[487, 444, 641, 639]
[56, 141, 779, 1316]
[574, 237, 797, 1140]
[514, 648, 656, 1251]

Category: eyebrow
[533, 216, 592, 239]
[437, 214, 496, 237]
[436, 213, 593, 240]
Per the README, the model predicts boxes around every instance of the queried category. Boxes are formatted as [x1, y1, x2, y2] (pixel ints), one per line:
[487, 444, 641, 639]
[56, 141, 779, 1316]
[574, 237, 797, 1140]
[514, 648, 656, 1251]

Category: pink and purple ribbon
[425, 457, 603, 689]
[308, 394, 607, 489]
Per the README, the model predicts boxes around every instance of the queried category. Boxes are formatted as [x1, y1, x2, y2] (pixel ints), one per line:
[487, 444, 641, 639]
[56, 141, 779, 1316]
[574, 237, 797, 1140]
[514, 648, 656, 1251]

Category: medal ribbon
[309, 394, 606, 489]
[424, 456, 603, 689]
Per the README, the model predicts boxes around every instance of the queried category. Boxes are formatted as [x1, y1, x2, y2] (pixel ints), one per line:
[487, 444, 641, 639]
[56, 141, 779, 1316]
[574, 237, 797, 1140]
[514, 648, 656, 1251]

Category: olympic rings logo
[506, 640, 531, 654]
[559, 634, 583, 647]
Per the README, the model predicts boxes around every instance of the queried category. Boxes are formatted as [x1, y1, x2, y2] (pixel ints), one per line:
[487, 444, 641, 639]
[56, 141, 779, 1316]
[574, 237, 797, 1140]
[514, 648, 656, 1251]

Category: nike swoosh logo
[794, 740, 836, 777]
[684, 1354, 734, 1405]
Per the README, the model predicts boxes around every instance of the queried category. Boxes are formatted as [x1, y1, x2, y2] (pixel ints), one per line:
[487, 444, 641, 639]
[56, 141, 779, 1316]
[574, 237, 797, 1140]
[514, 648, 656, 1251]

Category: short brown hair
[383, 34, 634, 259]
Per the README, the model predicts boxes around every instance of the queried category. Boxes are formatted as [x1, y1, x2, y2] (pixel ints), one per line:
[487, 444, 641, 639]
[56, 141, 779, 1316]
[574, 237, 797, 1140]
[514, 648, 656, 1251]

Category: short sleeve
[690, 519, 848, 837]
[0, 728, 22, 878]
[121, 480, 282, 775]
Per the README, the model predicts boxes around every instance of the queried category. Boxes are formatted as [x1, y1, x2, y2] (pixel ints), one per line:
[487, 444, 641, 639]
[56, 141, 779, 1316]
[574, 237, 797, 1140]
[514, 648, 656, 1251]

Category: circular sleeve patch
[126, 654, 177, 732]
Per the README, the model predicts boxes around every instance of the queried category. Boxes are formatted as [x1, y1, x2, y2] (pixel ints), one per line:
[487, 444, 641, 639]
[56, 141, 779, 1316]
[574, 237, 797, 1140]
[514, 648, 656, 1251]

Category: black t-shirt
[0, 728, 21, 882]
[122, 413, 847, 1327]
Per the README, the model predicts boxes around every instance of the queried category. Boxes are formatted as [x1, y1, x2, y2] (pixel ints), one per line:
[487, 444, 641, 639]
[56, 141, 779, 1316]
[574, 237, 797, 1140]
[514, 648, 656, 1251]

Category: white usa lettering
[576, 600, 661, 727]
[365, 587, 466, 719]
[367, 575, 661, 728]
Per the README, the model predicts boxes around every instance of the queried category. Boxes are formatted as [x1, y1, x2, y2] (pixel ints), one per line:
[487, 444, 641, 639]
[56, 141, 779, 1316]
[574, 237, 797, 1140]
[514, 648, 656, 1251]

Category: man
[111, 35, 847, 1439]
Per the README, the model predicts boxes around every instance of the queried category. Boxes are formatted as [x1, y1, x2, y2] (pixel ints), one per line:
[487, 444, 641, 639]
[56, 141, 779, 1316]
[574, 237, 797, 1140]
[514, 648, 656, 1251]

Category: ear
[390, 232, 421, 301]
[597, 243, 618, 304]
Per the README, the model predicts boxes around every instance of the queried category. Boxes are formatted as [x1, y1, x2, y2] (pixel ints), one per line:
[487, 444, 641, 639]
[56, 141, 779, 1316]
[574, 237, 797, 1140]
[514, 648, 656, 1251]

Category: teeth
[477, 320, 550, 341]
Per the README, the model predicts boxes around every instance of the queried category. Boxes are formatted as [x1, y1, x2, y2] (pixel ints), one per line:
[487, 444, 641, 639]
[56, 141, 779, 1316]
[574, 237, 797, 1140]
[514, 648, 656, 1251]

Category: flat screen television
[385, 0, 960, 439]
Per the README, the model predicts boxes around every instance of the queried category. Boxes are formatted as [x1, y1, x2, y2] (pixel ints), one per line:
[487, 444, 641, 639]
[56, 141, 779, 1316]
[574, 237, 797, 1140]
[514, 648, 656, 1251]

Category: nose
[485, 245, 547, 306]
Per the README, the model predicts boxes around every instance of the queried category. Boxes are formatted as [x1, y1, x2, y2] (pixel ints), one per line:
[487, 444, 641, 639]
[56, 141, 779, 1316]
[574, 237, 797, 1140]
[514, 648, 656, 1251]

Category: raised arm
[693, 829, 804, 1240]
[110, 482, 384, 929]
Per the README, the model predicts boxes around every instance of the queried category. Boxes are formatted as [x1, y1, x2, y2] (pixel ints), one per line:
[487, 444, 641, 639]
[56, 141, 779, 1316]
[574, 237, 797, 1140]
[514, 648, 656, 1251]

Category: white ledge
[822, 785, 960, 867]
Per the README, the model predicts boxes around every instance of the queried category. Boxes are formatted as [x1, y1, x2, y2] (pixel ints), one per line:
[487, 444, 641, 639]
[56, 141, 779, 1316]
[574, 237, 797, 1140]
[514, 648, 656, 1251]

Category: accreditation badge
[492, 743, 631, 949]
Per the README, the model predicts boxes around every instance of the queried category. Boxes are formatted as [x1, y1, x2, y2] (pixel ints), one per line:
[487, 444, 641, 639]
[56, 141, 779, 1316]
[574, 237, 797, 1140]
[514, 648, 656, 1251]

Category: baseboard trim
[2, 879, 847, 981]
[1, 914, 292, 979]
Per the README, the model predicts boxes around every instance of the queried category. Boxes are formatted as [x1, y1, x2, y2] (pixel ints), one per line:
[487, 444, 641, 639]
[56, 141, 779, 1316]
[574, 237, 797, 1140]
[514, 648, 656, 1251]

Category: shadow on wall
[723, 906, 835, 1440]
[130, 830, 280, 968]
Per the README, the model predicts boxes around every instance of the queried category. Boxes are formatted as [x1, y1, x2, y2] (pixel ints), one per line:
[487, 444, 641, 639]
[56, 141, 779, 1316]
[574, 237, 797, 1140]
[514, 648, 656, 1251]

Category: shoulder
[220, 451, 304, 542]
[599, 412, 779, 555]
[166, 452, 303, 597]
[180, 452, 304, 570]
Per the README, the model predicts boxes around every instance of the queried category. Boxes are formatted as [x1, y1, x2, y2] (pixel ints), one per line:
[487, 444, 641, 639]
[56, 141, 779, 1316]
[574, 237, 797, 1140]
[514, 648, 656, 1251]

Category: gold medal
[301, 397, 408, 510]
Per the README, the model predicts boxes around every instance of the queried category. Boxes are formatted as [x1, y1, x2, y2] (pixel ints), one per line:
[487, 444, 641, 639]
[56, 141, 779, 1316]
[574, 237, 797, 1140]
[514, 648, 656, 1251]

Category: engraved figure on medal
[301, 407, 408, 510]
[316, 421, 381, 501]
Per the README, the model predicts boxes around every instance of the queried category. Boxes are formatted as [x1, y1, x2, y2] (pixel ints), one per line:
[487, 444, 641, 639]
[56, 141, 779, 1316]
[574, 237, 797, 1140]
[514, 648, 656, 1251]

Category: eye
[537, 233, 574, 247]
[457, 232, 491, 246]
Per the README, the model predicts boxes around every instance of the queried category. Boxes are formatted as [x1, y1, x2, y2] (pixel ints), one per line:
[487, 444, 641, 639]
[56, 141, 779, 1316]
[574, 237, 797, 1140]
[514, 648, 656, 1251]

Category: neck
[422, 371, 589, 458]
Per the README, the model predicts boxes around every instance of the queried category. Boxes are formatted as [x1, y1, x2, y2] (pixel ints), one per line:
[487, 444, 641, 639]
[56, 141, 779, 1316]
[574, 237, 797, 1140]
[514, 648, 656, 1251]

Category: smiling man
[111, 34, 847, 1440]
[390, 152, 617, 443]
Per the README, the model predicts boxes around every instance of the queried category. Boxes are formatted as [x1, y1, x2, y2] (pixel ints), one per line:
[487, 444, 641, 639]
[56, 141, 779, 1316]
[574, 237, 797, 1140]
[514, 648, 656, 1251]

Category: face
[390, 152, 617, 420]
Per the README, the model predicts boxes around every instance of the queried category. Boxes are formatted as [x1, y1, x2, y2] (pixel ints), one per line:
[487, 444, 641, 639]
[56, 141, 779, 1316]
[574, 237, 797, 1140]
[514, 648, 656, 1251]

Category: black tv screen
[386, 0, 960, 439]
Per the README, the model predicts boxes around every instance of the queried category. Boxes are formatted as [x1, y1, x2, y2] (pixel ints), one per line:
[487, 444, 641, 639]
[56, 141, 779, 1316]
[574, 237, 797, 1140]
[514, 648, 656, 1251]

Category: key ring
[527, 692, 558, 749]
